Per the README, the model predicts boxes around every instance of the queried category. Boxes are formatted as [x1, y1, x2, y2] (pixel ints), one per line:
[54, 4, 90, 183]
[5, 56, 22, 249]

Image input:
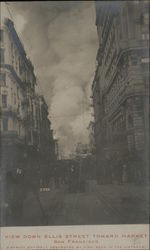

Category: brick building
[92, 1, 149, 183]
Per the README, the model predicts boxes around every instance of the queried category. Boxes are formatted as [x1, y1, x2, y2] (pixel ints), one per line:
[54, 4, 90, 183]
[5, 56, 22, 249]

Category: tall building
[0, 17, 57, 225]
[0, 17, 57, 173]
[0, 18, 38, 172]
[92, 1, 149, 182]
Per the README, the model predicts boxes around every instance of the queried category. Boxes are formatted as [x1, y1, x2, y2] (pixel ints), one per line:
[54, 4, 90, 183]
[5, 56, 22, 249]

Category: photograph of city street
[0, 1, 149, 227]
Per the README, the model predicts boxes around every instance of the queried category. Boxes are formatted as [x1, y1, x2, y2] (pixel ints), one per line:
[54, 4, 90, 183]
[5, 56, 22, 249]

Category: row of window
[104, 49, 117, 82]
[0, 28, 35, 87]
[112, 115, 125, 132]
[1, 92, 20, 108]
[11, 42, 22, 75]
[1, 94, 7, 108]
[106, 70, 126, 105]
[1, 117, 26, 134]
[104, 31, 115, 67]
[0, 116, 39, 146]
[109, 107, 144, 133]
[10, 40, 35, 85]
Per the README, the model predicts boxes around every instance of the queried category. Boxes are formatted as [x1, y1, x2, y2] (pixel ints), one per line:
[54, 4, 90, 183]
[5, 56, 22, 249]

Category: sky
[5, 1, 98, 157]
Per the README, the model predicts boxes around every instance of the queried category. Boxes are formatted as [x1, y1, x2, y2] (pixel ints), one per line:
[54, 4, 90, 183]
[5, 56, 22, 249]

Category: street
[23, 180, 149, 226]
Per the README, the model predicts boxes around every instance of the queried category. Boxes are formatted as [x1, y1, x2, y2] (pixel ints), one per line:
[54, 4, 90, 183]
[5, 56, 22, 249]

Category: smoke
[10, 1, 98, 157]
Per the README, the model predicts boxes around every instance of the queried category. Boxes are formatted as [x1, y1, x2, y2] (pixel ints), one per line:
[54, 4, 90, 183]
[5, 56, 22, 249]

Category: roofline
[4, 18, 35, 74]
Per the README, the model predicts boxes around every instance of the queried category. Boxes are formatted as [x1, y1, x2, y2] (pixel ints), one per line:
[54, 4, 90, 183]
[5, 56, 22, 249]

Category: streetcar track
[95, 188, 127, 223]
[95, 183, 149, 224]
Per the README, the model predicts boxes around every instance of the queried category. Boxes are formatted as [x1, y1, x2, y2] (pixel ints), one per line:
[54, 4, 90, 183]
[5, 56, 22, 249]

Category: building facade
[0, 18, 37, 175]
[38, 96, 58, 186]
[0, 18, 57, 225]
[92, 1, 149, 183]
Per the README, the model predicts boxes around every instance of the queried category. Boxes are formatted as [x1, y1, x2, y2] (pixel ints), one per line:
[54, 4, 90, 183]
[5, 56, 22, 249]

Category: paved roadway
[23, 181, 149, 226]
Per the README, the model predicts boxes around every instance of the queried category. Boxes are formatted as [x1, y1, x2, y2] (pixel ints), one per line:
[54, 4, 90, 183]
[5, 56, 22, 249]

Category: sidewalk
[87, 180, 149, 224]
[23, 185, 65, 226]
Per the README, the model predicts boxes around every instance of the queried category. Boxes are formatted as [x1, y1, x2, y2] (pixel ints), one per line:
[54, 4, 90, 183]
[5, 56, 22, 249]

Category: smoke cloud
[9, 1, 98, 157]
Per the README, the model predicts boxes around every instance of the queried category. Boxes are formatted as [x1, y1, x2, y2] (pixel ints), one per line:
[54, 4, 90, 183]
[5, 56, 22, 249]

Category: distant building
[75, 143, 90, 159]
[87, 121, 96, 155]
[38, 96, 57, 185]
[92, 1, 149, 182]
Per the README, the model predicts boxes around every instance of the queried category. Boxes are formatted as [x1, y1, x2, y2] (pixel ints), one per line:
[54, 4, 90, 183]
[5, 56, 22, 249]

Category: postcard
[0, 1, 149, 250]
